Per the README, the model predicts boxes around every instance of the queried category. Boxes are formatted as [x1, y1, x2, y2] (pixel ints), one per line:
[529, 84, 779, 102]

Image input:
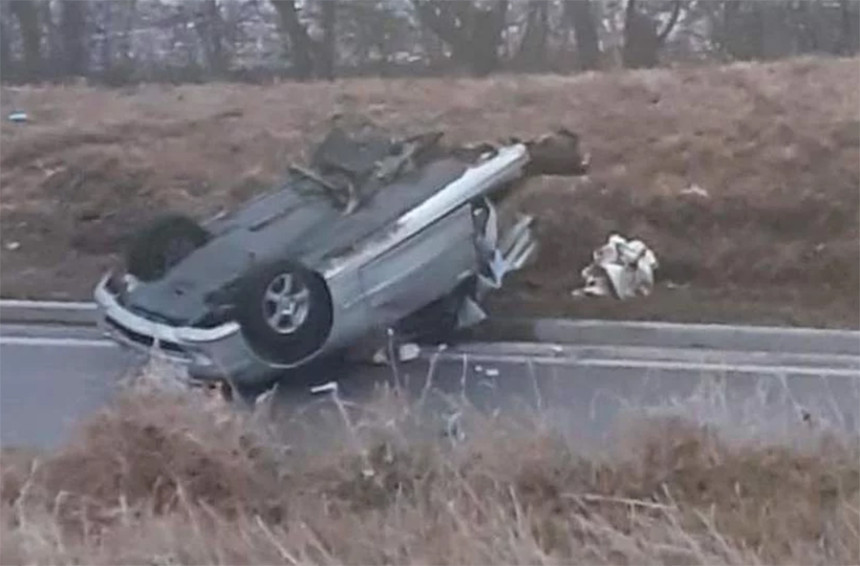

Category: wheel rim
[262, 272, 310, 334]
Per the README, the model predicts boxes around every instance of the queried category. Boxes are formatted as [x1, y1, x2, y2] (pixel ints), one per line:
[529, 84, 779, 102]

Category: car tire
[126, 213, 209, 281]
[235, 259, 333, 366]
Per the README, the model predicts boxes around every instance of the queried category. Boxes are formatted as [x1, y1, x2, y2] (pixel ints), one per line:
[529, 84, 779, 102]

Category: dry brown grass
[1, 371, 858, 565]
[1, 55, 858, 326]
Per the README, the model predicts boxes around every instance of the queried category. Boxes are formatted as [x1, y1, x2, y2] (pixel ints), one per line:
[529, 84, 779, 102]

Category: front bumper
[93, 274, 277, 386]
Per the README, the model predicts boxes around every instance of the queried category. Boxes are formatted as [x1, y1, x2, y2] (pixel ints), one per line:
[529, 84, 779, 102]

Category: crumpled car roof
[300, 122, 453, 214]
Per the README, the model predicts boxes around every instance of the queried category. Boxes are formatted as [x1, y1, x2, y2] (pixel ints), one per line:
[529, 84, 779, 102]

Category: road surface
[2, 322, 858, 450]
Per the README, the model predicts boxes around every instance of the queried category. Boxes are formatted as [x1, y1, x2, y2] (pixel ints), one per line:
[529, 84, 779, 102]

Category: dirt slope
[1, 56, 858, 327]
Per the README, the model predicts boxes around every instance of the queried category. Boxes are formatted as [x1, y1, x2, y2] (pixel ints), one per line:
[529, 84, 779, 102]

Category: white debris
[254, 386, 277, 407]
[484, 367, 500, 377]
[475, 365, 484, 373]
[371, 342, 422, 365]
[680, 183, 709, 198]
[572, 234, 658, 300]
[310, 381, 338, 395]
[5, 241, 20, 251]
[456, 295, 488, 328]
[7, 111, 27, 123]
[372, 348, 388, 365]
[398, 342, 421, 362]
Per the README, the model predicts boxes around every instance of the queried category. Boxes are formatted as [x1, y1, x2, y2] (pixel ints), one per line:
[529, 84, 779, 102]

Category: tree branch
[657, 0, 683, 44]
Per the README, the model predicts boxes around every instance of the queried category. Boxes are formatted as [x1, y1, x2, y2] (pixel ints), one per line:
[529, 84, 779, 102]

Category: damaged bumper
[94, 275, 275, 386]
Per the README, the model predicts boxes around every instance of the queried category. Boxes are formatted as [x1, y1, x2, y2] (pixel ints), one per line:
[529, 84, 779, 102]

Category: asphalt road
[2, 322, 858, 450]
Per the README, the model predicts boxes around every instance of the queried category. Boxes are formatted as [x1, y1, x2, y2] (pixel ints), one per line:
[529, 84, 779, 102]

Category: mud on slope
[1, 56, 858, 326]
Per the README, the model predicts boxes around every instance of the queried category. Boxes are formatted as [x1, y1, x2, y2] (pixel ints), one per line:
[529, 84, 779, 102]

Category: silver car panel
[360, 203, 477, 327]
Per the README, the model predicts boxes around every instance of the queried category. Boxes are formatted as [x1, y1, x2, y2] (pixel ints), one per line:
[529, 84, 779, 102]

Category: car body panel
[360, 203, 477, 326]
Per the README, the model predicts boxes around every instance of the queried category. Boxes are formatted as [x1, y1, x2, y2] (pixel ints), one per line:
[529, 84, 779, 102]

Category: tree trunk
[60, 0, 89, 77]
[196, 0, 228, 76]
[622, 0, 681, 69]
[517, 0, 549, 70]
[0, 3, 13, 79]
[413, 0, 507, 76]
[317, 0, 336, 80]
[208, 0, 227, 75]
[271, 0, 314, 79]
[759, 1, 792, 59]
[564, 0, 600, 71]
[10, 0, 42, 80]
[118, 0, 136, 63]
[622, 0, 659, 68]
[838, 0, 860, 55]
[97, 1, 113, 77]
[470, 0, 507, 75]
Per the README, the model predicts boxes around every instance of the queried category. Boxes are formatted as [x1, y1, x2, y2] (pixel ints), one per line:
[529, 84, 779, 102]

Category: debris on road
[5, 241, 21, 251]
[372, 342, 422, 365]
[572, 234, 658, 300]
[310, 381, 338, 395]
[253, 386, 277, 407]
[484, 367, 500, 377]
[7, 111, 28, 123]
[398, 343, 421, 362]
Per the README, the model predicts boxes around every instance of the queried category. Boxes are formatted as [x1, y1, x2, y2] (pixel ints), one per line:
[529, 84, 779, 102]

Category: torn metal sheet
[473, 198, 538, 299]
[573, 234, 659, 300]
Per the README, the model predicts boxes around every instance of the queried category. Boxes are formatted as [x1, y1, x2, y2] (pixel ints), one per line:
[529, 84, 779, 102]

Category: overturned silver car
[94, 123, 589, 390]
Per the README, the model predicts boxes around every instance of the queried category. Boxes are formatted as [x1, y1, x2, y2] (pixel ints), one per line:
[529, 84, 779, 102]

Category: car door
[359, 203, 477, 328]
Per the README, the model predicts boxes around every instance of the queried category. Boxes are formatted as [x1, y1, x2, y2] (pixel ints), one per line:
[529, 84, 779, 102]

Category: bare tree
[9, 0, 42, 79]
[194, 0, 229, 76]
[516, 0, 549, 69]
[317, 0, 336, 79]
[60, 0, 89, 77]
[0, 1, 12, 78]
[622, 0, 682, 68]
[564, 0, 601, 70]
[413, 0, 509, 76]
[838, 0, 859, 55]
[271, 0, 314, 78]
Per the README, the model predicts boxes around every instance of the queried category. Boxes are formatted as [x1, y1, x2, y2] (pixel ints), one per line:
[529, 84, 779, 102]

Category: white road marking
[2, 334, 858, 378]
[576, 357, 860, 378]
[0, 336, 117, 348]
[426, 351, 860, 378]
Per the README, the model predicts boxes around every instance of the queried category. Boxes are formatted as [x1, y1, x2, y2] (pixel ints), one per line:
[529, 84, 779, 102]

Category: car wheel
[236, 259, 333, 366]
[126, 213, 209, 281]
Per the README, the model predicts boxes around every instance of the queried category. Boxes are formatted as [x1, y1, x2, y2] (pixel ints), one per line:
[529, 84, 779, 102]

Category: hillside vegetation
[1, 56, 858, 326]
[2, 376, 858, 565]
